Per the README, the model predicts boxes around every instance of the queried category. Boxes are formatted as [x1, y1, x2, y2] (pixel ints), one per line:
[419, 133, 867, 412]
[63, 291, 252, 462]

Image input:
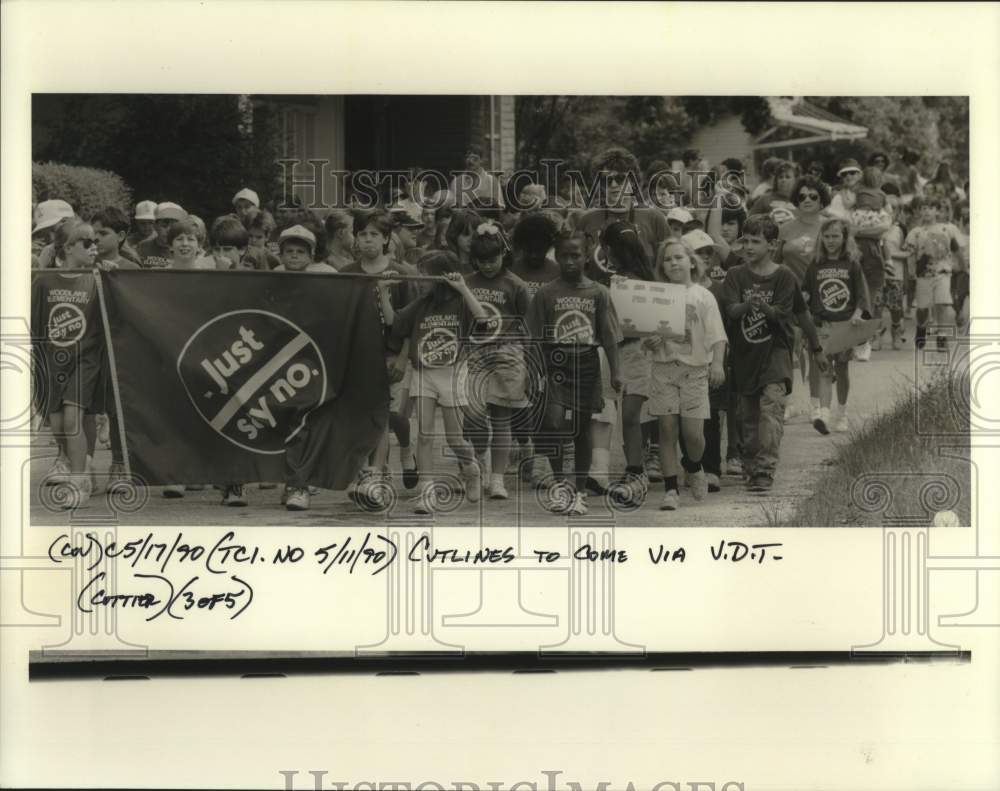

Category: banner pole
[93, 268, 132, 479]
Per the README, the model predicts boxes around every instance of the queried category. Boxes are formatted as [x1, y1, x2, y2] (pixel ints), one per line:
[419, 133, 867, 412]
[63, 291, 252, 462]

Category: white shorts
[914, 273, 953, 309]
[412, 364, 469, 408]
[648, 360, 710, 419]
[619, 341, 652, 398]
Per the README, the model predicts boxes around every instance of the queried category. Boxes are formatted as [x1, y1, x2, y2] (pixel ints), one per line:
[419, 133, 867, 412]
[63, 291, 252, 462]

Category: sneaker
[400, 445, 419, 490]
[659, 489, 679, 511]
[544, 480, 577, 514]
[45, 455, 70, 486]
[461, 460, 482, 503]
[585, 476, 607, 496]
[163, 484, 185, 498]
[487, 475, 509, 500]
[567, 492, 588, 516]
[854, 340, 871, 362]
[645, 445, 663, 483]
[608, 470, 649, 509]
[747, 474, 773, 492]
[97, 414, 111, 449]
[833, 408, 849, 433]
[706, 473, 721, 493]
[812, 406, 830, 435]
[725, 457, 743, 477]
[284, 486, 310, 511]
[308, 485, 320, 495]
[688, 469, 708, 501]
[222, 484, 248, 507]
[60, 475, 92, 510]
[412, 482, 437, 515]
[891, 325, 904, 350]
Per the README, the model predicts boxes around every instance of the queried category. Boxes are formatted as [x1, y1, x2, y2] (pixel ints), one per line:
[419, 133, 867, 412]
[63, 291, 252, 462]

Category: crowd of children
[30, 143, 970, 514]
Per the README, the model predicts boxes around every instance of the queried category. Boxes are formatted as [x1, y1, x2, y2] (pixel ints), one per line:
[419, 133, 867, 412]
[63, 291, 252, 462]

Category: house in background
[254, 95, 517, 209]
[690, 96, 868, 183]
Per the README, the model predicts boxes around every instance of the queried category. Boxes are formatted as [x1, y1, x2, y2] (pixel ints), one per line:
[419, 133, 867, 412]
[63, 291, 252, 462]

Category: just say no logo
[177, 310, 328, 454]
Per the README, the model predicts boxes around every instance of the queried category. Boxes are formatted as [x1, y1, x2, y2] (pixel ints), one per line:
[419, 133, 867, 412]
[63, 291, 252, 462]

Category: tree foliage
[32, 162, 132, 218]
[32, 95, 284, 221]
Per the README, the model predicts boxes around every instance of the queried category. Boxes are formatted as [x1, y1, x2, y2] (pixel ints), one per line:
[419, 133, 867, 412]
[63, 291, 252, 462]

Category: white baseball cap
[682, 229, 716, 251]
[155, 202, 187, 222]
[666, 207, 694, 224]
[232, 188, 260, 208]
[134, 200, 158, 221]
[32, 199, 75, 235]
[278, 224, 316, 253]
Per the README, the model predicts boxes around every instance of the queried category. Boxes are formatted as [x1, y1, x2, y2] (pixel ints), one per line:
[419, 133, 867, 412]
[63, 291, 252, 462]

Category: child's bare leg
[620, 394, 645, 469]
[657, 414, 681, 480]
[818, 369, 833, 409]
[488, 405, 512, 476]
[83, 414, 97, 459]
[48, 412, 67, 456]
[441, 405, 476, 466]
[679, 416, 706, 467]
[61, 405, 87, 474]
[415, 396, 438, 489]
[835, 360, 850, 406]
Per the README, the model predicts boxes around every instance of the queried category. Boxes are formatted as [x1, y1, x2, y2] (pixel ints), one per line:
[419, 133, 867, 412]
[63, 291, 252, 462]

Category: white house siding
[498, 95, 517, 174]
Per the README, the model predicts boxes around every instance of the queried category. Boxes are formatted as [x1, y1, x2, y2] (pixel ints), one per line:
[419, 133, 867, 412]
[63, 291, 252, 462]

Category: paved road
[29, 324, 931, 528]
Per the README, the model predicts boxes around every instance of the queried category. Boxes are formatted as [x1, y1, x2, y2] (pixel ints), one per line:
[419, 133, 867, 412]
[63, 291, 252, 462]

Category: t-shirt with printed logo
[388, 291, 479, 370]
[137, 237, 173, 269]
[526, 277, 622, 354]
[464, 270, 530, 342]
[801, 256, 869, 323]
[720, 264, 806, 396]
[651, 282, 727, 368]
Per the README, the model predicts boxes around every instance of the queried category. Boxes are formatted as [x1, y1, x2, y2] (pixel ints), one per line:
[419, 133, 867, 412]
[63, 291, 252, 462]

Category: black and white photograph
[26, 92, 973, 527]
[3, 3, 999, 791]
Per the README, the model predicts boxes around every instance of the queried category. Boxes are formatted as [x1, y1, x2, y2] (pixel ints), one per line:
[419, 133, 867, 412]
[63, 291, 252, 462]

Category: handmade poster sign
[816, 318, 884, 355]
[608, 277, 687, 339]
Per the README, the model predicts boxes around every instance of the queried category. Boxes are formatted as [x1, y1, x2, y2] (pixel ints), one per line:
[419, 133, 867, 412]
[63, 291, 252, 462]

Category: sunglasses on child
[798, 191, 821, 202]
[74, 238, 98, 248]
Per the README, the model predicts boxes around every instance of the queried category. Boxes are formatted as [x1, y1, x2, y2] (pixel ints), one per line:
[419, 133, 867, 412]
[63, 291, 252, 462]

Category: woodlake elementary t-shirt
[721, 264, 805, 396]
[526, 277, 622, 352]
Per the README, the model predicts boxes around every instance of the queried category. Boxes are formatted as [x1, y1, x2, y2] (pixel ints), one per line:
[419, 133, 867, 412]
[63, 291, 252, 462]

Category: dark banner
[100, 269, 389, 488]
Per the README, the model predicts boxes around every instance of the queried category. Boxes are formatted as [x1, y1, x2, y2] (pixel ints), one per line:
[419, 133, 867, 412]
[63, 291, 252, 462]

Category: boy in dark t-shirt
[527, 231, 622, 516]
[721, 216, 828, 492]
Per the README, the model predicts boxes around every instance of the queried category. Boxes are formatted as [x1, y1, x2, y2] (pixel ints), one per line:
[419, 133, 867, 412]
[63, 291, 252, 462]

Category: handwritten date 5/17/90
[77, 571, 253, 621]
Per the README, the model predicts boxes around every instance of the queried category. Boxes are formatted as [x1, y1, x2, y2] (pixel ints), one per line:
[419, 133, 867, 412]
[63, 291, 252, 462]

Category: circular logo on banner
[418, 327, 459, 367]
[741, 308, 771, 344]
[554, 310, 594, 344]
[819, 278, 851, 313]
[471, 302, 503, 344]
[47, 303, 87, 347]
[177, 310, 327, 455]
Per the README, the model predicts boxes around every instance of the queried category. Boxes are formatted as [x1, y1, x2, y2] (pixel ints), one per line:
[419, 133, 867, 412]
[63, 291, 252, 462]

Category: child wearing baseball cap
[274, 225, 335, 273]
[138, 202, 187, 268]
[232, 188, 260, 221]
[128, 200, 158, 250]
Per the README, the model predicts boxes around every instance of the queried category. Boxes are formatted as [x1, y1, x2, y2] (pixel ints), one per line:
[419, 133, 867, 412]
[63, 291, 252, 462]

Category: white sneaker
[45, 455, 70, 486]
[725, 458, 743, 477]
[689, 469, 708, 501]
[284, 487, 310, 511]
[833, 408, 849, 433]
[61, 475, 92, 510]
[659, 489, 680, 511]
[412, 482, 437, 515]
[810, 400, 821, 422]
[706, 473, 721, 493]
[544, 480, 577, 514]
[462, 460, 482, 503]
[854, 341, 872, 362]
[567, 492, 588, 516]
[487, 475, 509, 500]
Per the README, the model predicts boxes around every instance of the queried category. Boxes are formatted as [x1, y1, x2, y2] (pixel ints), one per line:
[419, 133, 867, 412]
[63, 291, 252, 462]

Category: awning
[753, 97, 868, 150]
